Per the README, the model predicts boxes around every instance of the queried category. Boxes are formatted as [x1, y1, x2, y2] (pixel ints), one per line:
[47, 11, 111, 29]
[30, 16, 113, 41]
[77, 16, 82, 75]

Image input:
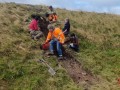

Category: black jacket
[63, 22, 70, 34]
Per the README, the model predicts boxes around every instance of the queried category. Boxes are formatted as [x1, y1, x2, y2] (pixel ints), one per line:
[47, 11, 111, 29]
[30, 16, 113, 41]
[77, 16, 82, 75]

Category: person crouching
[68, 33, 79, 52]
[29, 14, 43, 40]
[45, 25, 65, 60]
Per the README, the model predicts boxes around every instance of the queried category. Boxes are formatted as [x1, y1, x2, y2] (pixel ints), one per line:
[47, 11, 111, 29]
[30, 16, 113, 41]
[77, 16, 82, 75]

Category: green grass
[0, 3, 120, 90]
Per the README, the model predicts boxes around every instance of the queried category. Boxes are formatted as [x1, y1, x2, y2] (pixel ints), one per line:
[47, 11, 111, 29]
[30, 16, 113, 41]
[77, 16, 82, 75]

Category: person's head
[31, 14, 36, 19]
[49, 6, 53, 11]
[70, 33, 76, 38]
[47, 24, 55, 32]
[65, 18, 69, 23]
[54, 23, 61, 28]
[53, 12, 56, 15]
[35, 15, 40, 21]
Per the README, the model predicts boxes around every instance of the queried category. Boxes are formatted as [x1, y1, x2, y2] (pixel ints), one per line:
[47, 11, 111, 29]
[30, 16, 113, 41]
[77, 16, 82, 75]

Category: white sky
[0, 0, 120, 15]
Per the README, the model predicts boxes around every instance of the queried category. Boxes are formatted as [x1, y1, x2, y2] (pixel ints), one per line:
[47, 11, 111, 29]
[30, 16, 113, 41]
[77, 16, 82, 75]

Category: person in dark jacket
[68, 33, 79, 52]
[62, 18, 70, 36]
[48, 6, 55, 14]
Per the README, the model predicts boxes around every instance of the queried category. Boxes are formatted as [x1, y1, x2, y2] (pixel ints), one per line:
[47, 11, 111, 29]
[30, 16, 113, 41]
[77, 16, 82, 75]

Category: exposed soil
[42, 50, 98, 90]
[61, 56, 97, 89]
[50, 49, 98, 90]
[0, 80, 8, 90]
[39, 17, 98, 89]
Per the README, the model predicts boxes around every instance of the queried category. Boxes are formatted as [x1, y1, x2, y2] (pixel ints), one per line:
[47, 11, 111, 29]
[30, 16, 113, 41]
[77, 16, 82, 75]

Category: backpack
[40, 43, 49, 50]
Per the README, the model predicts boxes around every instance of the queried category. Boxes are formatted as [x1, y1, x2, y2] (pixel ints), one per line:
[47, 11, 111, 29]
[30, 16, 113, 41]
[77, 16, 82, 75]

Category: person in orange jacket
[46, 6, 58, 22]
[48, 14, 53, 21]
[52, 13, 58, 21]
[47, 12, 58, 22]
[45, 24, 65, 60]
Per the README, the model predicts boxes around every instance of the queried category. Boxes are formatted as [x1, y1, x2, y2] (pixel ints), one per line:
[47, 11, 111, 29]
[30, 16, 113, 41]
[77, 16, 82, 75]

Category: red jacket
[29, 19, 39, 30]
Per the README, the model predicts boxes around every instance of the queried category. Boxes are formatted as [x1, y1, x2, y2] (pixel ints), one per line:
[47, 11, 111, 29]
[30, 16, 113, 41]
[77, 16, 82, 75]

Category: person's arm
[45, 32, 52, 43]
[63, 24, 67, 31]
[58, 32, 65, 44]
[53, 15, 58, 21]
[63, 23, 69, 32]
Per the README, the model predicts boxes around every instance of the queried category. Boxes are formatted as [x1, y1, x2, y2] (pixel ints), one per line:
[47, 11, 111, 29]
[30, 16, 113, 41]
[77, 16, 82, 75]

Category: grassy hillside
[0, 3, 120, 90]
[57, 7, 120, 90]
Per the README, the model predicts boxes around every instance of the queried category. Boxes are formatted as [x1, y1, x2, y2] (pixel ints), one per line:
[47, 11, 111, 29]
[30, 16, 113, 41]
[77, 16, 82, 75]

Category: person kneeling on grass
[68, 33, 79, 52]
[29, 14, 43, 40]
[45, 24, 65, 60]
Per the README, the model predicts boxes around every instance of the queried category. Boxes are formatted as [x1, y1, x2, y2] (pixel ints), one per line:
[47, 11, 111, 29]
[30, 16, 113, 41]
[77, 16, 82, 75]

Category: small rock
[82, 72, 87, 76]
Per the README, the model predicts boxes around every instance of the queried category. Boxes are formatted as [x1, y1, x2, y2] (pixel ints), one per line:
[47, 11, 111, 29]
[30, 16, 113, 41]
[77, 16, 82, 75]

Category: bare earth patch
[0, 80, 8, 90]
[58, 52, 99, 90]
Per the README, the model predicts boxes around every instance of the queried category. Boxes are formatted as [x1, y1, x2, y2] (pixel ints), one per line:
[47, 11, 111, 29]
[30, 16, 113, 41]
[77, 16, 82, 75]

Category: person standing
[48, 6, 55, 14]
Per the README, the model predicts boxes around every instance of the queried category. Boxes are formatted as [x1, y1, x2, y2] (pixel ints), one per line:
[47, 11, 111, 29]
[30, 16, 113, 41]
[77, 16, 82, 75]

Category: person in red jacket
[29, 14, 43, 40]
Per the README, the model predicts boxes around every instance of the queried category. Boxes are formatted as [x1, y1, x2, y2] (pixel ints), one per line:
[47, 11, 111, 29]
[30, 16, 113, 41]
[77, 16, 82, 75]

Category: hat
[47, 24, 55, 30]
[49, 6, 53, 9]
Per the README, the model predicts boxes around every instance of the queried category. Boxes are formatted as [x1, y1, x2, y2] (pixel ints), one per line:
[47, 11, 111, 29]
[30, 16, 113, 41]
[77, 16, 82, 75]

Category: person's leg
[49, 40, 55, 53]
[30, 31, 35, 39]
[56, 41, 62, 57]
[35, 31, 43, 39]
[74, 45, 79, 52]
[30, 30, 35, 35]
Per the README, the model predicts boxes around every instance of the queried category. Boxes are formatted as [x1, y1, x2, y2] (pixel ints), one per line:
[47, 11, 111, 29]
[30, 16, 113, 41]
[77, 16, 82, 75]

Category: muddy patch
[42, 50, 98, 89]
[0, 80, 8, 90]
[58, 51, 99, 89]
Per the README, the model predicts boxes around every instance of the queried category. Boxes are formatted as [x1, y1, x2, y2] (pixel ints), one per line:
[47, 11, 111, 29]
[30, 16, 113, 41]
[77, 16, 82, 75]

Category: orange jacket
[53, 15, 58, 21]
[48, 14, 58, 21]
[46, 28, 65, 44]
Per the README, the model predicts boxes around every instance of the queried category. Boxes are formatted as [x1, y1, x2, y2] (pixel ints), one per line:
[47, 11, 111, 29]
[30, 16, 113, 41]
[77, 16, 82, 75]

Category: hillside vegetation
[0, 3, 120, 90]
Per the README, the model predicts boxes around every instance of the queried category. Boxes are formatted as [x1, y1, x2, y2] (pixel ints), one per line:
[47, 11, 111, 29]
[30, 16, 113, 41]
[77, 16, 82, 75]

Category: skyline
[0, 0, 120, 15]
